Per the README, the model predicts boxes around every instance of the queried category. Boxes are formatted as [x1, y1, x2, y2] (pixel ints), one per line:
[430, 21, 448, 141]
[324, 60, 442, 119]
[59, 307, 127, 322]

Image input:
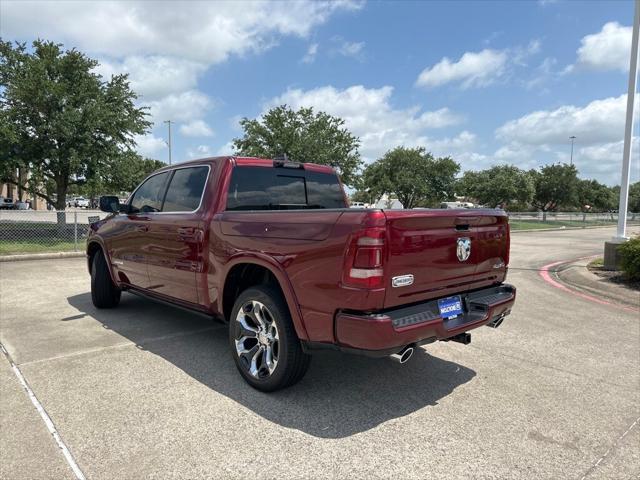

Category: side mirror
[99, 195, 120, 213]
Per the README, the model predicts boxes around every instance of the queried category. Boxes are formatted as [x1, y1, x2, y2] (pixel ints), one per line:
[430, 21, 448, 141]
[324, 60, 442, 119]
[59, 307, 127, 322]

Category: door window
[130, 172, 169, 213]
[162, 166, 209, 212]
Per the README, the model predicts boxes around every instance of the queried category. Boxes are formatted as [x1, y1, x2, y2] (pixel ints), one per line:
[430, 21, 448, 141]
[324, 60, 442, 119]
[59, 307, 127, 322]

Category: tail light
[504, 223, 511, 266]
[342, 212, 387, 289]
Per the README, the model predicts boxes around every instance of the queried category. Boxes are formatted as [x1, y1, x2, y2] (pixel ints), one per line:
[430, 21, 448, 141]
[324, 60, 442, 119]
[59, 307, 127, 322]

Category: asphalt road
[1, 227, 638, 479]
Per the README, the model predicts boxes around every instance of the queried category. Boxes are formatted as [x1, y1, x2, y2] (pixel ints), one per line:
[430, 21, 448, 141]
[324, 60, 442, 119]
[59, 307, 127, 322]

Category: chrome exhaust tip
[487, 314, 505, 329]
[390, 346, 414, 364]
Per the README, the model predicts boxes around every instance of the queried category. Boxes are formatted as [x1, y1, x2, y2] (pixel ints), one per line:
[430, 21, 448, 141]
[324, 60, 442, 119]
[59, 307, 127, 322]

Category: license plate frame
[438, 295, 464, 319]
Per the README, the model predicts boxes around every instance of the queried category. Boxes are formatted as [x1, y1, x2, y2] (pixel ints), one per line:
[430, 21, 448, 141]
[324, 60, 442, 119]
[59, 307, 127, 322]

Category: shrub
[618, 236, 640, 281]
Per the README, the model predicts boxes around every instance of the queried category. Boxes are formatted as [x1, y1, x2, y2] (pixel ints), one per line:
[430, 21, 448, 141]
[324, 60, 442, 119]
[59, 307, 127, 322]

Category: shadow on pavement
[67, 291, 476, 439]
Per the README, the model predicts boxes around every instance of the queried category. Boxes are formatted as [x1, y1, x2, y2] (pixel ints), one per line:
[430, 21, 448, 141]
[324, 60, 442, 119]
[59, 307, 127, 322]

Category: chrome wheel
[234, 300, 280, 378]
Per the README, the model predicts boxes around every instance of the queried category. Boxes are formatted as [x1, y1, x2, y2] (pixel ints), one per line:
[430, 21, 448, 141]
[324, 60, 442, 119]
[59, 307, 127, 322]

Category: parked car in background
[75, 197, 90, 208]
[0, 197, 15, 209]
[88, 156, 515, 391]
[440, 201, 475, 209]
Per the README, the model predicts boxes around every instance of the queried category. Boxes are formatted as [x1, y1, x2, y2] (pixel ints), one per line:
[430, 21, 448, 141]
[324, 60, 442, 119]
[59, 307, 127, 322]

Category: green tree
[233, 105, 362, 186]
[576, 179, 617, 212]
[79, 153, 165, 203]
[530, 163, 580, 220]
[0, 40, 150, 217]
[349, 189, 377, 205]
[456, 165, 534, 209]
[363, 147, 459, 209]
[102, 154, 165, 193]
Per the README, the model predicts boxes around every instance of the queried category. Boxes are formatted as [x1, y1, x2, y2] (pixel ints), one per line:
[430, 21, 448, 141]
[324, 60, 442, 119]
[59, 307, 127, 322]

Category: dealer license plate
[438, 295, 463, 319]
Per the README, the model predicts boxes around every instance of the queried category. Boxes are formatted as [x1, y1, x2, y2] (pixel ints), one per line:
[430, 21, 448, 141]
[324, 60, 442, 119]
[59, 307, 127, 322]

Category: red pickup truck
[88, 156, 515, 391]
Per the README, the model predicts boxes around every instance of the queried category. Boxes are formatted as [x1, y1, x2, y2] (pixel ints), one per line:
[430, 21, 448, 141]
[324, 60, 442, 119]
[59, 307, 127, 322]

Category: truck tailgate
[382, 209, 509, 309]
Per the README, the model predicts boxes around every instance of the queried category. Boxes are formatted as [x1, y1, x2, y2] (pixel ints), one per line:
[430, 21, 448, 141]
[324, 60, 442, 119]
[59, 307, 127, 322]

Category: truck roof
[153, 156, 337, 175]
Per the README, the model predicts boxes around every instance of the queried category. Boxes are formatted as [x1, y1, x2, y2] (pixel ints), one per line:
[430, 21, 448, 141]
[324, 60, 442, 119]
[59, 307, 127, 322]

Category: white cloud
[575, 138, 640, 183]
[95, 56, 205, 100]
[524, 57, 558, 91]
[3, 0, 361, 156]
[145, 90, 213, 124]
[512, 39, 541, 66]
[416, 49, 508, 89]
[489, 138, 639, 186]
[94, 61, 213, 133]
[180, 120, 214, 138]
[416, 40, 542, 89]
[301, 43, 319, 64]
[134, 134, 167, 159]
[268, 85, 464, 159]
[229, 115, 244, 132]
[216, 141, 236, 156]
[187, 145, 213, 159]
[494, 95, 640, 184]
[2, 1, 361, 65]
[428, 131, 477, 154]
[496, 94, 635, 146]
[570, 22, 632, 72]
[339, 41, 365, 58]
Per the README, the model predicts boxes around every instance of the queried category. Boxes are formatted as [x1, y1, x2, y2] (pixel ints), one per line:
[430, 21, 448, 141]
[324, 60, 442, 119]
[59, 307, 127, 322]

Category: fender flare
[222, 254, 309, 341]
[86, 238, 120, 287]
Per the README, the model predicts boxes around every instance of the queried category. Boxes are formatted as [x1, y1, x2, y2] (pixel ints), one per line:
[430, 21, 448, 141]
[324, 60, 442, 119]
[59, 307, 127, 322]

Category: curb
[540, 256, 639, 313]
[556, 260, 639, 309]
[0, 251, 85, 262]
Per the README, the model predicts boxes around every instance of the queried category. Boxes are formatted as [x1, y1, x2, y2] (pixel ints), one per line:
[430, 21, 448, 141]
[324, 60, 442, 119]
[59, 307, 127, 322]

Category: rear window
[226, 166, 346, 210]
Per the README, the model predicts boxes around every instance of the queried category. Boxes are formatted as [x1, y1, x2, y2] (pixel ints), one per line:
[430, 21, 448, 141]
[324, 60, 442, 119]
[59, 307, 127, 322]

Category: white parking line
[579, 416, 640, 480]
[0, 343, 86, 480]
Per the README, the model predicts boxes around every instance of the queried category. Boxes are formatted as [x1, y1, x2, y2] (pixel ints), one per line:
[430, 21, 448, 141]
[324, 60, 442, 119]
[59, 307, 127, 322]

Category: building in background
[0, 168, 48, 209]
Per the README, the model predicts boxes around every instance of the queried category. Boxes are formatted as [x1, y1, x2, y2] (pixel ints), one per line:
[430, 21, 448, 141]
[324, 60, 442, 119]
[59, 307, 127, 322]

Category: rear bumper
[330, 284, 516, 356]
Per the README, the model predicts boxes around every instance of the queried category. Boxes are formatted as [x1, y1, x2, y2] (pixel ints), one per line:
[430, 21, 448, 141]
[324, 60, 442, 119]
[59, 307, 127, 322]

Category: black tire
[91, 250, 121, 309]
[229, 285, 311, 392]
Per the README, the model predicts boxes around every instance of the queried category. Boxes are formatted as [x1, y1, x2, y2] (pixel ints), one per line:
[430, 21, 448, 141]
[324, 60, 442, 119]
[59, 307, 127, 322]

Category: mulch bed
[587, 264, 640, 291]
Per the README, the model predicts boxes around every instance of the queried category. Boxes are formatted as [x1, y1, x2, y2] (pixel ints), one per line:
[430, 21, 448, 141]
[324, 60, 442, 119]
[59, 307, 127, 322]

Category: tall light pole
[605, 0, 639, 269]
[569, 135, 576, 166]
[164, 120, 172, 165]
[615, 0, 639, 241]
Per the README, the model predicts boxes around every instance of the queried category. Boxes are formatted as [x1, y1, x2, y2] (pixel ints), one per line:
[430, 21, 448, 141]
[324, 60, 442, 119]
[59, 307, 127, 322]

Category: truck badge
[457, 237, 471, 262]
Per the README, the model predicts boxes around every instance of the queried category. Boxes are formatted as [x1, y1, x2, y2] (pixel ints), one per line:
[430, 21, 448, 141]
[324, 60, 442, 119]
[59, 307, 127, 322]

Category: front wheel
[91, 249, 121, 309]
[229, 286, 310, 392]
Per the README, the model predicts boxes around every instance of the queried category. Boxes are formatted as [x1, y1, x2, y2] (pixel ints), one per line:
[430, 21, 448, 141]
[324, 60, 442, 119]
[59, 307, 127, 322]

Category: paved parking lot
[1, 227, 639, 479]
[0, 209, 107, 223]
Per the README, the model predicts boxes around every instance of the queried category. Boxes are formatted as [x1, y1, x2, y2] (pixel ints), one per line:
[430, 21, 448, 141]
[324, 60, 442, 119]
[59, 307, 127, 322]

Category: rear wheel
[91, 250, 121, 309]
[229, 286, 310, 392]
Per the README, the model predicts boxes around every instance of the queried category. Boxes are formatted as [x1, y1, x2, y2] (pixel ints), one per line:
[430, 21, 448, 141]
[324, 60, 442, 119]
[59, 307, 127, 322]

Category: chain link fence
[0, 209, 110, 256]
[507, 211, 640, 230]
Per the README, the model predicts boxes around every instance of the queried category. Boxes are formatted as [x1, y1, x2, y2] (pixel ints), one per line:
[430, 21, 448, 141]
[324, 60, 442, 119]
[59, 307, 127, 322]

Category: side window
[130, 172, 169, 213]
[162, 166, 209, 212]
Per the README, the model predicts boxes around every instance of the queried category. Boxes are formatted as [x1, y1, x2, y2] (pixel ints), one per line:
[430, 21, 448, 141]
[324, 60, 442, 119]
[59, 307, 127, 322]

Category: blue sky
[2, 0, 638, 185]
